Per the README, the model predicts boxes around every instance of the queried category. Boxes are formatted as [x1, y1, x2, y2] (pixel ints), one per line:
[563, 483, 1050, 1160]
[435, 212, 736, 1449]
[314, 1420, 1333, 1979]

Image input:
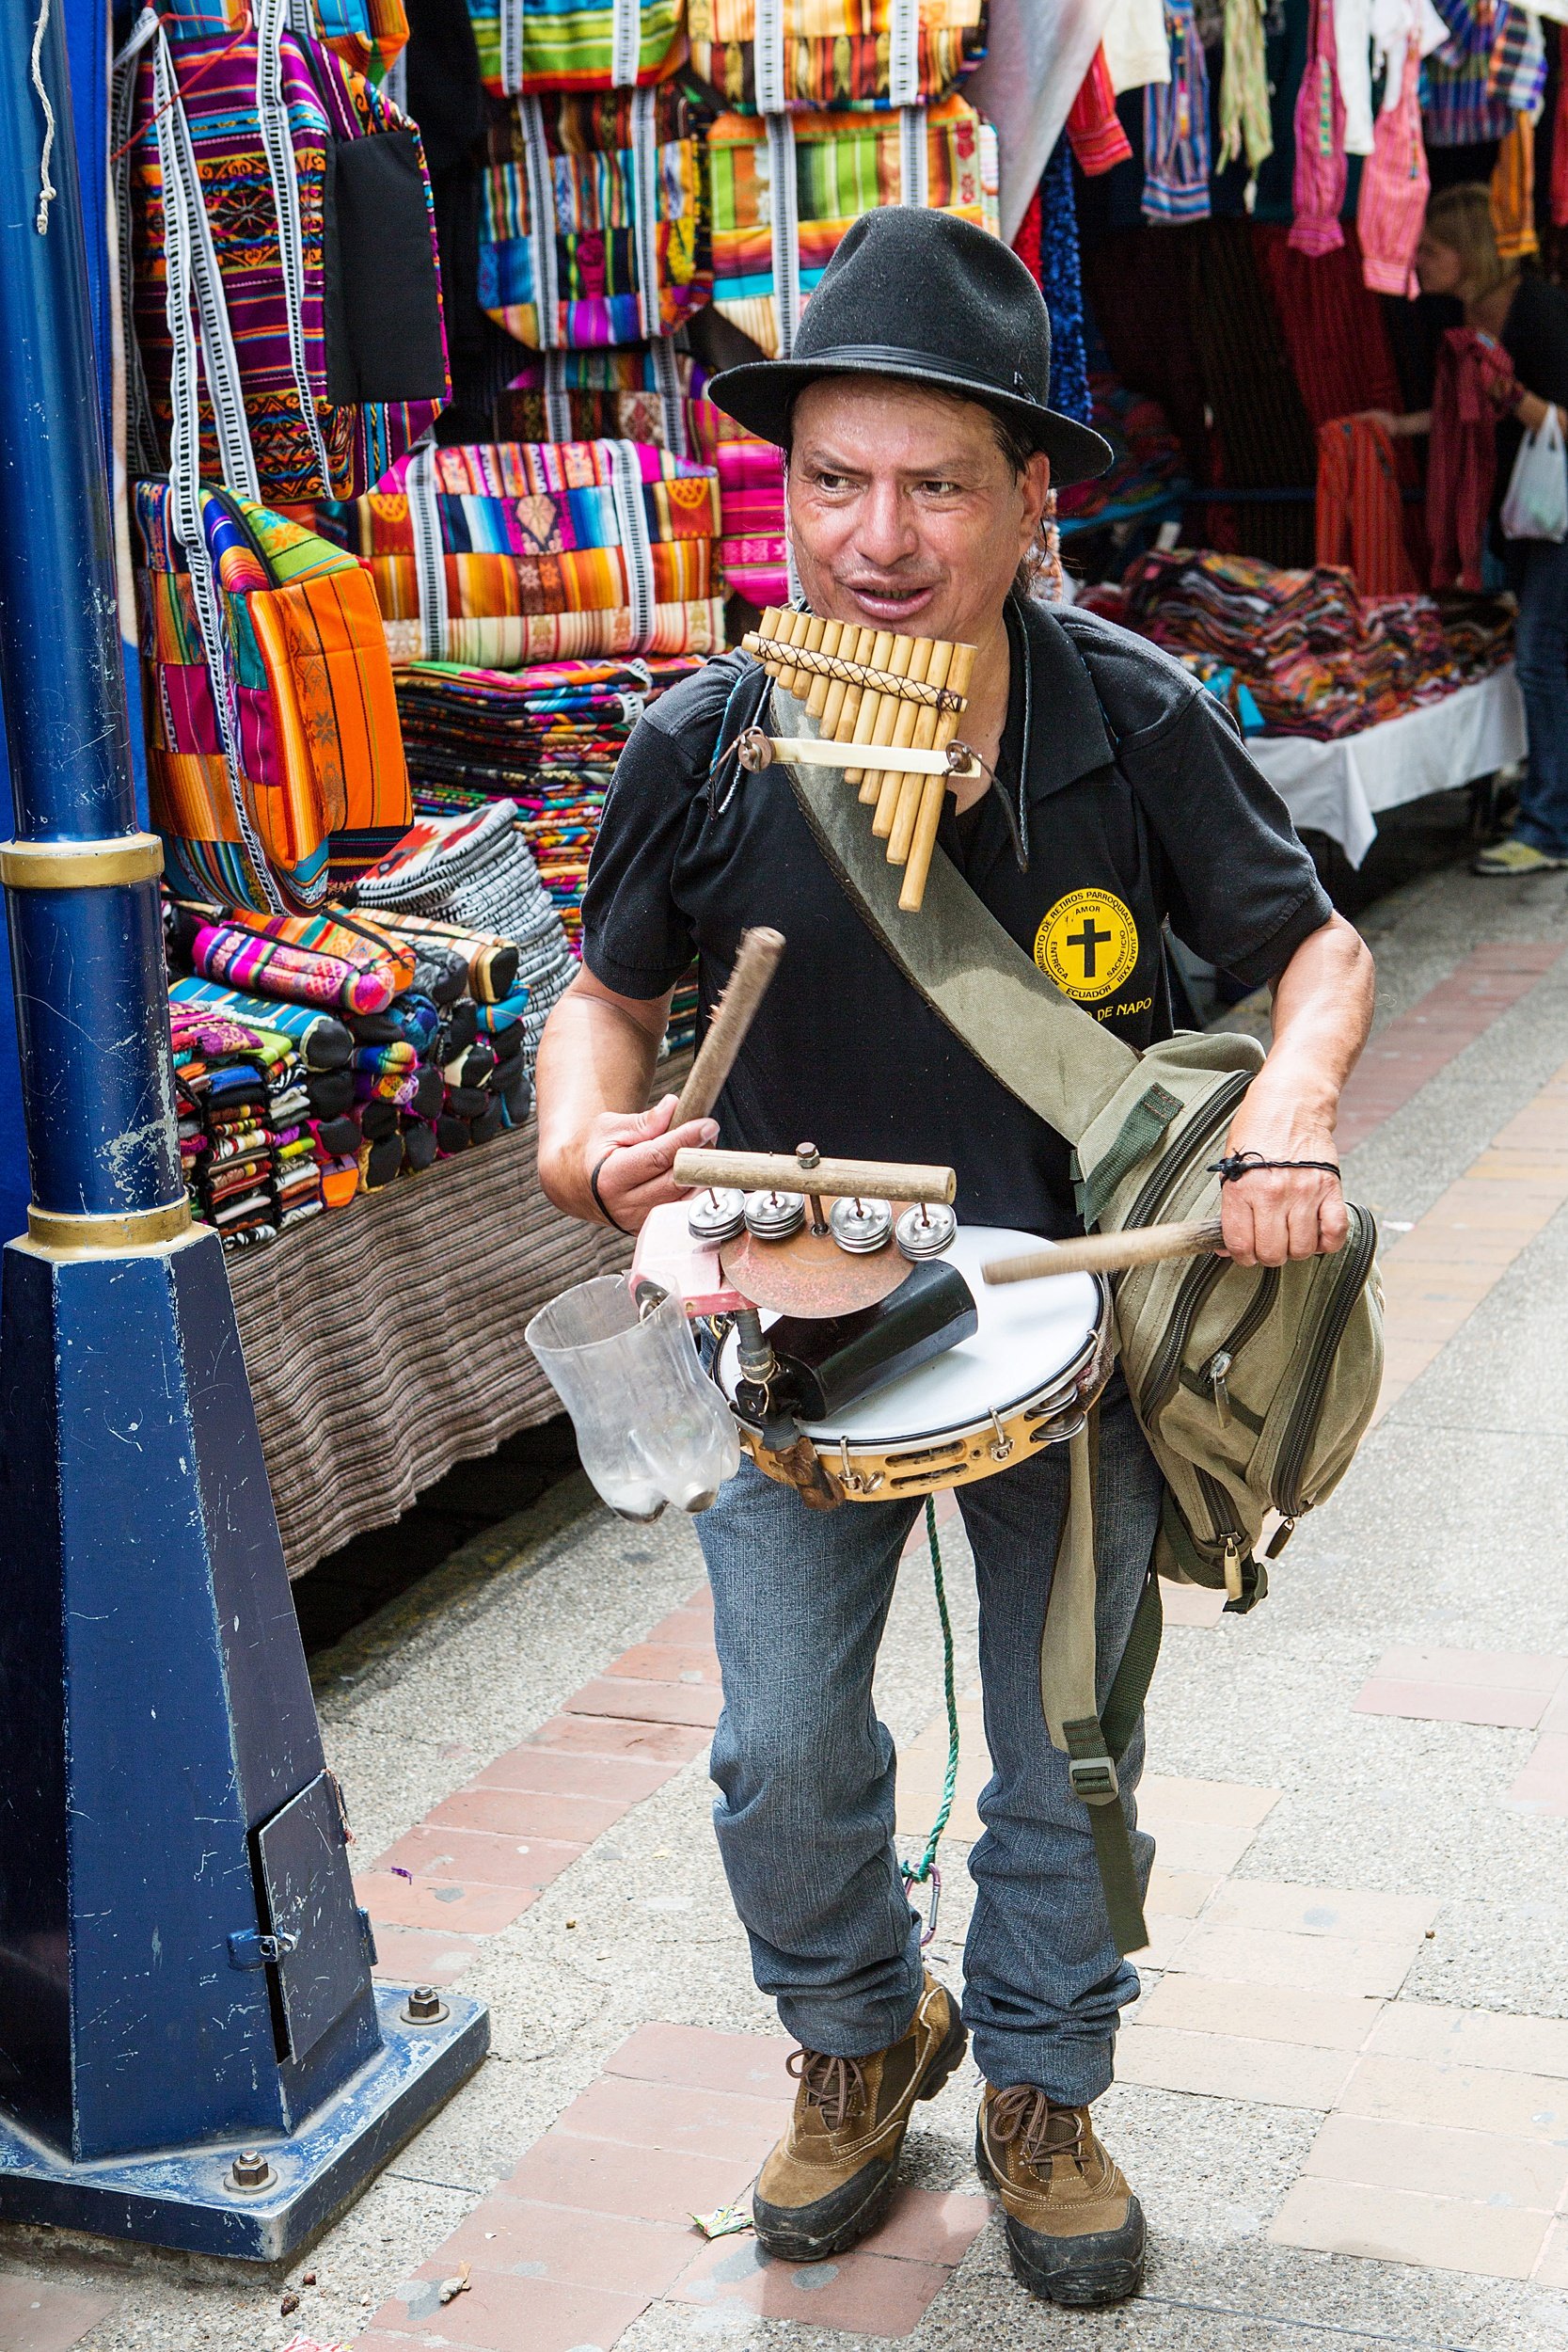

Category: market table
[1248, 665, 1525, 866]
[225, 1120, 629, 1577]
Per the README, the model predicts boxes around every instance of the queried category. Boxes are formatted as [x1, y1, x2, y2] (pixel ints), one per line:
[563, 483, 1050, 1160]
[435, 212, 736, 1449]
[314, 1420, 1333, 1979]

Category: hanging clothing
[1103, 0, 1171, 90]
[1193, 217, 1321, 567]
[1143, 0, 1212, 223]
[1490, 115, 1539, 260]
[1316, 416, 1419, 593]
[1356, 35, 1430, 294]
[1422, 0, 1515, 145]
[1486, 1, 1547, 113]
[1068, 46, 1135, 175]
[1254, 222, 1407, 418]
[1291, 0, 1348, 254]
[1219, 0, 1275, 175]
[1038, 141, 1093, 424]
[1556, 24, 1568, 229]
[1427, 326, 1519, 590]
[1335, 0, 1377, 153]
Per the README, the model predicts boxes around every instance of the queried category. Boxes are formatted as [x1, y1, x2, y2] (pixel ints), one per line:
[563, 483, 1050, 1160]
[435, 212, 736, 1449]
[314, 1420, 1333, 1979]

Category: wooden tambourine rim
[736, 1320, 1115, 1502]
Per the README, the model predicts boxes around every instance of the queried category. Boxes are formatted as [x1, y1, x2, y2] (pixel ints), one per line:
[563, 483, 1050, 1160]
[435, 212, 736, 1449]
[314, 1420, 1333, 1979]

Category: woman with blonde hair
[1370, 185, 1568, 876]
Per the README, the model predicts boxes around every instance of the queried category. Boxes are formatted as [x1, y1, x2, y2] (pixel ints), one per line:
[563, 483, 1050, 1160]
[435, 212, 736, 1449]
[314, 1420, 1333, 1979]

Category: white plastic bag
[1500, 404, 1568, 543]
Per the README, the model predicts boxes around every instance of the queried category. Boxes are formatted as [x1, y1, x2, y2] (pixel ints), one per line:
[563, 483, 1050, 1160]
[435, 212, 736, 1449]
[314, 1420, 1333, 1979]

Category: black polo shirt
[581, 596, 1333, 1238]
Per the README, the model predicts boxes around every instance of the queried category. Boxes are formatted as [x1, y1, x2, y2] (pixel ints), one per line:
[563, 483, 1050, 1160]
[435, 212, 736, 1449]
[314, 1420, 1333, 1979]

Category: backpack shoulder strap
[772, 677, 1138, 1148]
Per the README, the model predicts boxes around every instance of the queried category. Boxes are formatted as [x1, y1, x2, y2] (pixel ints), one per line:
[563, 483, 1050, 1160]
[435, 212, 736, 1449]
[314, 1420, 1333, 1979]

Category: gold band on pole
[0, 834, 164, 890]
[25, 1200, 195, 1254]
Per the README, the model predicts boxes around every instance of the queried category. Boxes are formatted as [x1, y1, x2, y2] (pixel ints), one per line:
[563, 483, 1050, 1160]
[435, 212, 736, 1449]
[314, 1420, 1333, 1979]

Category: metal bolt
[229, 2149, 272, 2190]
[402, 1984, 448, 2025]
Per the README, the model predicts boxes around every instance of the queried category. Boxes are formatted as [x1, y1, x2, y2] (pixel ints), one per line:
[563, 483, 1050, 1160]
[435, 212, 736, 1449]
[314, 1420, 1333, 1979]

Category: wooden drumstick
[870, 637, 934, 834]
[899, 641, 976, 914]
[866, 635, 918, 832]
[672, 926, 786, 1127]
[820, 622, 871, 739]
[887, 638, 956, 866]
[805, 616, 842, 720]
[845, 629, 895, 787]
[673, 1146, 956, 1203]
[982, 1216, 1226, 1285]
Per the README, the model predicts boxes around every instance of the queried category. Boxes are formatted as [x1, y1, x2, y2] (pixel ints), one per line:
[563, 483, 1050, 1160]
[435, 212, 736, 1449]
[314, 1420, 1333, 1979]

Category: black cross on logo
[1068, 915, 1114, 978]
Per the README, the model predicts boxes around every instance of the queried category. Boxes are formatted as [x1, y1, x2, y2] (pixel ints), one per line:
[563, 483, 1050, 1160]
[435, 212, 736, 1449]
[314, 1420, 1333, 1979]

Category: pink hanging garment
[1356, 36, 1430, 294]
[1291, 0, 1348, 254]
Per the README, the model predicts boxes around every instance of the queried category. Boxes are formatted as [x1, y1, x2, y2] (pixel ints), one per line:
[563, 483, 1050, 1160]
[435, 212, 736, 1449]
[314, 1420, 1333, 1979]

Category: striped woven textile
[157, 0, 410, 78]
[135, 482, 412, 913]
[480, 87, 710, 348]
[467, 0, 686, 97]
[124, 19, 444, 501]
[489, 348, 787, 604]
[1421, 0, 1515, 147]
[708, 92, 998, 357]
[688, 0, 983, 110]
[180, 904, 418, 1014]
[324, 438, 725, 667]
[1491, 116, 1539, 262]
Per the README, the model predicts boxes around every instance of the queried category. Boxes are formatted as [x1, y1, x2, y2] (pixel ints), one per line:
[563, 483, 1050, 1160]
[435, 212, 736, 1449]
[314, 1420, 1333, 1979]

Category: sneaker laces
[787, 2046, 869, 2134]
[988, 2086, 1086, 2173]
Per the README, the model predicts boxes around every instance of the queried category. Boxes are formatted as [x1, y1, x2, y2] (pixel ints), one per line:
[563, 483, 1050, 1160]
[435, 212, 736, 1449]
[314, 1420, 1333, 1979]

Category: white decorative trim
[520, 96, 562, 347]
[898, 103, 928, 206]
[649, 332, 687, 458]
[610, 0, 641, 87]
[543, 349, 573, 443]
[499, 0, 525, 95]
[404, 443, 450, 661]
[603, 438, 656, 654]
[754, 0, 786, 114]
[255, 0, 335, 494]
[766, 110, 800, 358]
[888, 0, 921, 105]
[629, 85, 662, 342]
[111, 9, 162, 478]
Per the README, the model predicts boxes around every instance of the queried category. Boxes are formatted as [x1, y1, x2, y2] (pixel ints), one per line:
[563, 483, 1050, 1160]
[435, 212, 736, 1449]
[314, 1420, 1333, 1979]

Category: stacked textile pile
[392, 654, 704, 949]
[491, 353, 786, 607]
[354, 799, 576, 1066]
[1057, 374, 1187, 532]
[166, 885, 535, 1219]
[1119, 549, 1513, 739]
[324, 438, 725, 667]
[171, 1005, 326, 1248]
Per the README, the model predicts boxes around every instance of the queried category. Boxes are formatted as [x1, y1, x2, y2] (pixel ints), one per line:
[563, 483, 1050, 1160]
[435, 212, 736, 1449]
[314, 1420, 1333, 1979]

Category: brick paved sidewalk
[8, 894, 1568, 2350]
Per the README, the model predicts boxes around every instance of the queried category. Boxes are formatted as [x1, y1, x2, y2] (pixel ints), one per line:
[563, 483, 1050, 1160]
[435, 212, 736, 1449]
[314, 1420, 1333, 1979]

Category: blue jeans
[1513, 537, 1568, 858]
[695, 1388, 1164, 2106]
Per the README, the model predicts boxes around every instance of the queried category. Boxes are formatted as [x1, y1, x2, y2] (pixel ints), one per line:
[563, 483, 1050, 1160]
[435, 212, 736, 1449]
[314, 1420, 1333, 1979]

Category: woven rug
[226, 1120, 629, 1575]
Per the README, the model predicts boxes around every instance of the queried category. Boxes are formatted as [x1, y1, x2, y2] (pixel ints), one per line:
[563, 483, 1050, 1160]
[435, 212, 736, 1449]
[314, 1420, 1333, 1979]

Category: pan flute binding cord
[744, 609, 976, 913]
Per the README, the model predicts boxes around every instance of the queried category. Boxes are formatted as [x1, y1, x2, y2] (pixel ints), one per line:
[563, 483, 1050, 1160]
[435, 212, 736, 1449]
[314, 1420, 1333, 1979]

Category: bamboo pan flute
[743, 608, 978, 914]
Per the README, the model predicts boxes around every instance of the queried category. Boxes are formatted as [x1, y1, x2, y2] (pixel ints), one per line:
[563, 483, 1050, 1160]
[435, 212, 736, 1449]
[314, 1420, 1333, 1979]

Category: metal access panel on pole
[0, 0, 486, 2260]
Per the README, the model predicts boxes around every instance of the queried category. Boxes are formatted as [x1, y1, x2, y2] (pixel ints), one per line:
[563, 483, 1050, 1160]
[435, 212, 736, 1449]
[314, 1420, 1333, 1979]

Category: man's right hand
[579, 1093, 720, 1233]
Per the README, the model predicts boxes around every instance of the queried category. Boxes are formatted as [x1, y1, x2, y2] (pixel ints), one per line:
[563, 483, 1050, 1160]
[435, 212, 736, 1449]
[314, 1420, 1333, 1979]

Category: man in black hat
[536, 210, 1372, 2308]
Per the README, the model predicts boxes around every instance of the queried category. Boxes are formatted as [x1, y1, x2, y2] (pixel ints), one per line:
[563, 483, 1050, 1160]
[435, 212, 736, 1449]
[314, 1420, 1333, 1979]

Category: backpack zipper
[1268, 1205, 1378, 1520]
[1120, 1068, 1253, 1237]
[1137, 1250, 1227, 1423]
[1196, 1263, 1282, 1425]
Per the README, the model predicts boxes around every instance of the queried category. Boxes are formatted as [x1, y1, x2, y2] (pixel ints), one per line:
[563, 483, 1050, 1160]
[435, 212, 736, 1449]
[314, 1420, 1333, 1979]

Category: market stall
[95, 0, 1561, 1573]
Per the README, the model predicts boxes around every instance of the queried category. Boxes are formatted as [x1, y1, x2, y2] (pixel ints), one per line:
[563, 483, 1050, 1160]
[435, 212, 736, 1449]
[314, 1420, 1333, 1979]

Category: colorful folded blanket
[708, 92, 998, 357]
[329, 437, 722, 672]
[170, 976, 356, 1070]
[467, 0, 685, 95]
[480, 87, 710, 350]
[689, 0, 984, 110]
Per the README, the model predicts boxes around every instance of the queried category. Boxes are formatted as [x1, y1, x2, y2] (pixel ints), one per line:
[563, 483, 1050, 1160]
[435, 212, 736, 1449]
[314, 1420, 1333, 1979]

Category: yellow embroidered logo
[1034, 888, 1139, 1002]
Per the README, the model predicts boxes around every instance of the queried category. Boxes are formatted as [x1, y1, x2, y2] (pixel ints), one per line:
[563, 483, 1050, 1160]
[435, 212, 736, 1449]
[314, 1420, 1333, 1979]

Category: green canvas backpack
[768, 676, 1384, 1954]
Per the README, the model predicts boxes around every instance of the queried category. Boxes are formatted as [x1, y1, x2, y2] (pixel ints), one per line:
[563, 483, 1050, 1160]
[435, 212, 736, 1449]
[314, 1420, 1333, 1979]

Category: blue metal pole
[0, 0, 484, 2256]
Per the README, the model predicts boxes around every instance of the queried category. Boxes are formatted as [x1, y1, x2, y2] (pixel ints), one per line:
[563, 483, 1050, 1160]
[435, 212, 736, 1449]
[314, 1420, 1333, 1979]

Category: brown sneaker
[752, 1972, 967, 2262]
[975, 2084, 1146, 2307]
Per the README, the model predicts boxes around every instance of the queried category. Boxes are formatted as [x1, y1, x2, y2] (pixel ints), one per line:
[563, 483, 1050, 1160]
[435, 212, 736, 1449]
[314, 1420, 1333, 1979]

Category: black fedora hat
[707, 209, 1113, 489]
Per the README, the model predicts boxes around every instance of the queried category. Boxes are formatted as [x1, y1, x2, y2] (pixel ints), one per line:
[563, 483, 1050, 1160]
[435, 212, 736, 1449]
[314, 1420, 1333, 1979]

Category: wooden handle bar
[672, 927, 784, 1126]
[673, 1148, 956, 1205]
[983, 1216, 1226, 1285]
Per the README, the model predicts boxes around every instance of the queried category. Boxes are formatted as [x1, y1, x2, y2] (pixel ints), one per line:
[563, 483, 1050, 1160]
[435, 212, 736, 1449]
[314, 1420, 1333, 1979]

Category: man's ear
[1024, 450, 1053, 535]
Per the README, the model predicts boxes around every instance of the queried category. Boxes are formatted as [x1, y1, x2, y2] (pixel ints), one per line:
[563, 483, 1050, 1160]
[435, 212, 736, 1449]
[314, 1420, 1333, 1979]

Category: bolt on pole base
[0, 1987, 487, 2263]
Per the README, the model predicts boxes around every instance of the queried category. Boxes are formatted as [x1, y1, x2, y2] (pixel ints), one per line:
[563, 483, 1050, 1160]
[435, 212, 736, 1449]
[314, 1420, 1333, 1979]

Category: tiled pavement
[10, 905, 1568, 2348]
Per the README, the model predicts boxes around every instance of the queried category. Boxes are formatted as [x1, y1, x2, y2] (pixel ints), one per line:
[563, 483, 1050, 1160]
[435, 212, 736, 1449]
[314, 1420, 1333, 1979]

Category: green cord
[904, 1495, 959, 1888]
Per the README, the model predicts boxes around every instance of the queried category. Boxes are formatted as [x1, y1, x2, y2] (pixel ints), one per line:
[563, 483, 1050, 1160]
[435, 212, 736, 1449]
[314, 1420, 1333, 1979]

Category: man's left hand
[1218, 1090, 1347, 1267]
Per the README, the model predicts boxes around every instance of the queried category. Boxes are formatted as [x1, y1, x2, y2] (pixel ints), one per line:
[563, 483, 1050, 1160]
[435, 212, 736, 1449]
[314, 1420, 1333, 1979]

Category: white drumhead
[719, 1224, 1102, 1445]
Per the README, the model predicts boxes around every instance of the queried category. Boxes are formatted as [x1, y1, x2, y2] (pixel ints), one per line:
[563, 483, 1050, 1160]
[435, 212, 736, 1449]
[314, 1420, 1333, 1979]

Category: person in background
[1369, 184, 1568, 878]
